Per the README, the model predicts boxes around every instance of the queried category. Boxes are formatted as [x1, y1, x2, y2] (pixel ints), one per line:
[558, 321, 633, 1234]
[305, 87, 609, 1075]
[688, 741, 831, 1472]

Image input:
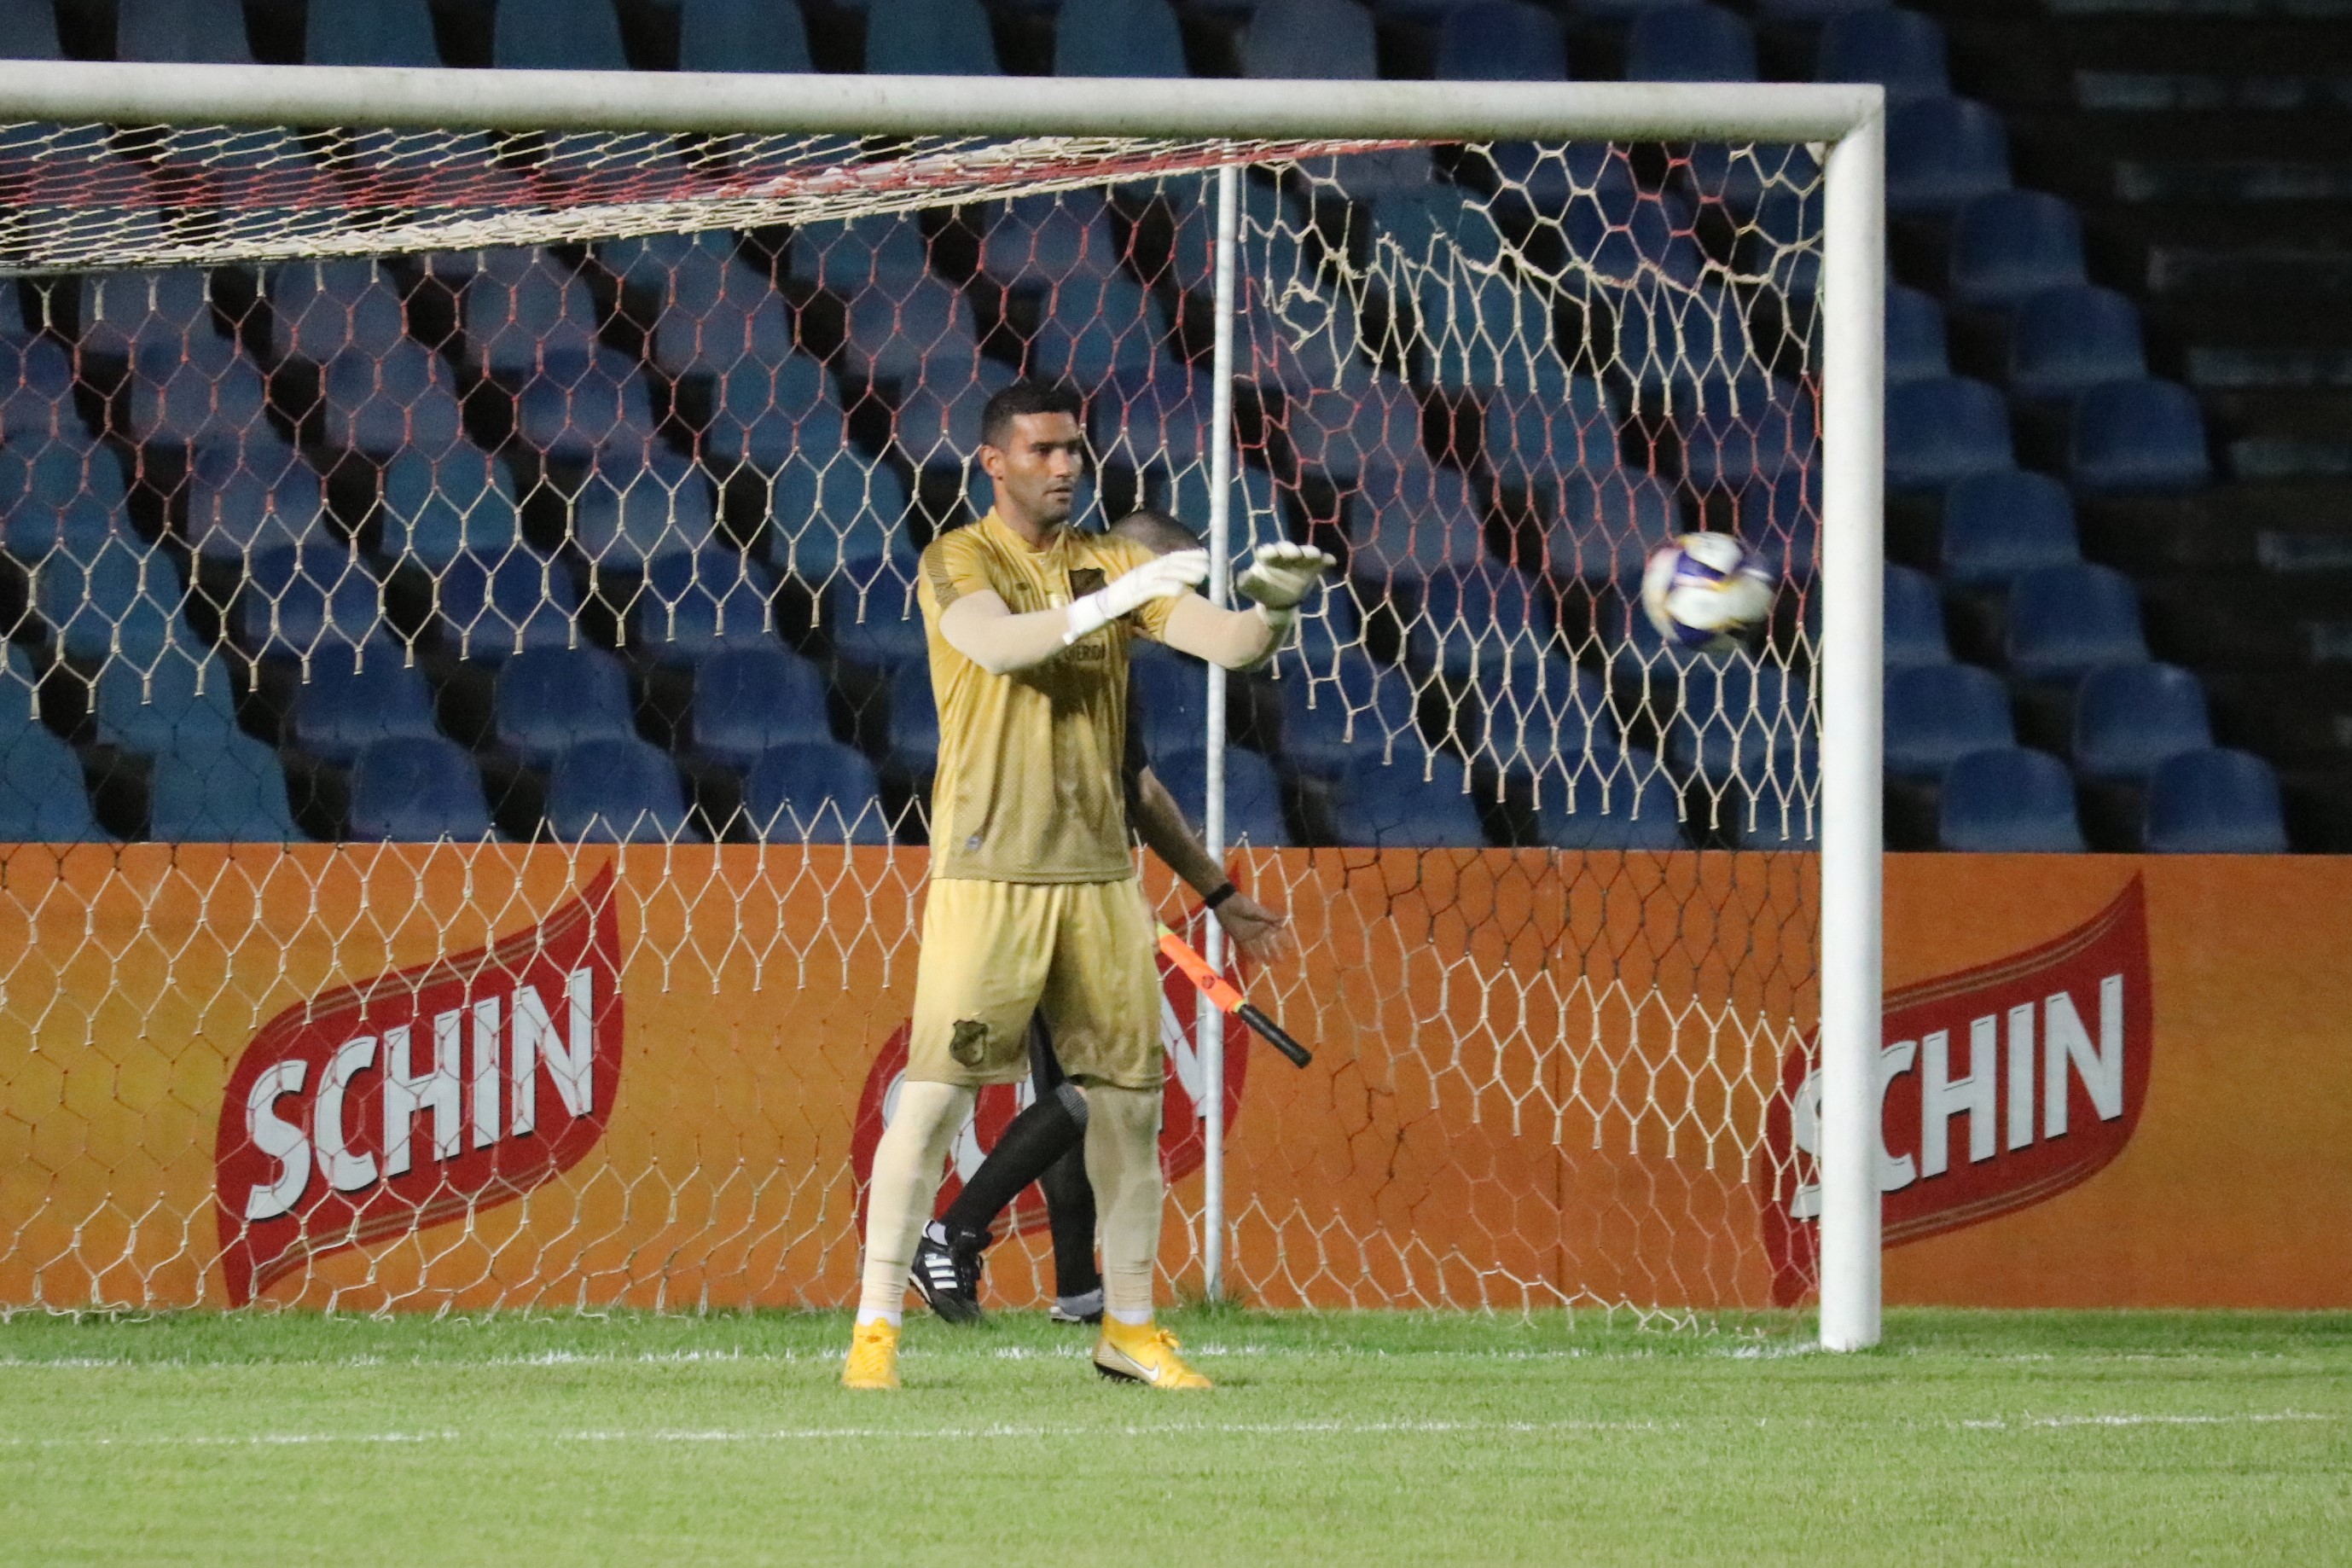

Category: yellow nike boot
[1093, 1319, 1212, 1390]
[841, 1319, 901, 1390]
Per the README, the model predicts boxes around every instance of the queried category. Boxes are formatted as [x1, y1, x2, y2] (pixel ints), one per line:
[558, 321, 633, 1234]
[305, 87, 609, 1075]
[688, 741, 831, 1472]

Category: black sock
[1038, 1139, 1101, 1299]
[943, 1084, 1086, 1238]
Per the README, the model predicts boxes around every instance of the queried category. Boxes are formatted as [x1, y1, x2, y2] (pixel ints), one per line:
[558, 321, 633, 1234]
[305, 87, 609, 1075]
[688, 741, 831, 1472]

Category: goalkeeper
[845, 381, 1332, 1391]
[908, 507, 1293, 1332]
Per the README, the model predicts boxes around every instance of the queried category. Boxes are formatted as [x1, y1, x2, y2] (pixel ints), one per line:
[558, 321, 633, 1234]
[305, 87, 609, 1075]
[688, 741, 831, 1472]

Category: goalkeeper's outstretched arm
[1157, 541, 1339, 671]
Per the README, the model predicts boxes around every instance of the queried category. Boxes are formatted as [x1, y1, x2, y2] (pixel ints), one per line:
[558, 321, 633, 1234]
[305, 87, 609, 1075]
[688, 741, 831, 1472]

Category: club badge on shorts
[949, 1019, 990, 1068]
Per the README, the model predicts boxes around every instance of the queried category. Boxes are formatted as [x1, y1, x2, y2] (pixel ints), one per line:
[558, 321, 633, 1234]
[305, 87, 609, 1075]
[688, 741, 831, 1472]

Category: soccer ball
[1640, 533, 1776, 654]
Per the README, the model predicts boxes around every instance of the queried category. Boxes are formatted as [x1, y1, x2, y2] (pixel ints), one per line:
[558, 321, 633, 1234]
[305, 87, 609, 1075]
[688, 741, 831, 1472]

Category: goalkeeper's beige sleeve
[936, 590, 1076, 676]
[1157, 595, 1283, 671]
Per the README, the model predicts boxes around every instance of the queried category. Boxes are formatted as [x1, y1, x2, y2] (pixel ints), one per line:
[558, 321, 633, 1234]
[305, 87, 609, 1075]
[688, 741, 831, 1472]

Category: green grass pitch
[3, 1308, 2346, 1565]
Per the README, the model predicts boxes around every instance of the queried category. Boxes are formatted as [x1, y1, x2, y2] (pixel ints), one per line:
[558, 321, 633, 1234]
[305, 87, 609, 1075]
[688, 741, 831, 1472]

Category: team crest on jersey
[1068, 568, 1106, 596]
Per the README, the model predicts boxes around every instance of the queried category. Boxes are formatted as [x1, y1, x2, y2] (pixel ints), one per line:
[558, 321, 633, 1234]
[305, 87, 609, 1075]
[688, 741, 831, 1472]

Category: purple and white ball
[1640, 533, 1776, 655]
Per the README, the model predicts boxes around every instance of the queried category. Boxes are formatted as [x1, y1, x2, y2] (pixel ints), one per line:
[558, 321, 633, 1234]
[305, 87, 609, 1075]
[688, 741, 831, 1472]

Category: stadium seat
[1623, 5, 1757, 83]
[433, 549, 581, 662]
[742, 740, 891, 844]
[494, 0, 630, 70]
[2069, 379, 2214, 494]
[2072, 662, 2213, 785]
[896, 359, 1017, 471]
[1483, 367, 1620, 482]
[1736, 468, 1820, 583]
[186, 444, 328, 562]
[286, 653, 442, 767]
[1542, 472, 1677, 585]
[1674, 374, 1814, 489]
[632, 551, 781, 665]
[234, 548, 388, 662]
[885, 667, 941, 782]
[1054, 0, 1188, 76]
[0, 719, 102, 839]
[512, 351, 662, 462]
[266, 259, 409, 363]
[1884, 663, 2013, 781]
[35, 538, 189, 666]
[1153, 746, 1293, 849]
[841, 278, 982, 388]
[1350, 462, 1490, 583]
[1885, 563, 1951, 667]
[1414, 564, 1551, 682]
[0, 0, 64, 60]
[1537, 763, 1687, 851]
[1331, 752, 1489, 848]
[1612, 282, 1746, 390]
[1885, 376, 2013, 492]
[148, 732, 305, 841]
[89, 648, 238, 753]
[702, 356, 847, 472]
[1025, 273, 1164, 386]
[1285, 374, 1424, 482]
[1938, 471, 2079, 588]
[1244, 0, 1376, 78]
[545, 737, 698, 844]
[2143, 748, 2290, 854]
[648, 244, 796, 380]
[378, 448, 525, 569]
[1272, 651, 1422, 781]
[116, 0, 253, 64]
[1436, 1, 1567, 81]
[127, 336, 271, 447]
[795, 213, 933, 297]
[689, 647, 834, 769]
[466, 249, 601, 379]
[0, 337, 79, 441]
[764, 460, 915, 584]
[979, 195, 1123, 287]
[1759, 0, 1896, 16]
[3, 495, 125, 563]
[1885, 286, 1948, 385]
[1948, 192, 2088, 312]
[1475, 656, 1620, 767]
[2006, 562, 2149, 683]
[570, 450, 718, 568]
[1564, 186, 1706, 293]
[1162, 462, 1281, 540]
[1094, 363, 1222, 476]
[495, 647, 638, 769]
[0, 438, 129, 522]
[1665, 659, 1809, 788]
[1885, 97, 2010, 216]
[1937, 747, 2085, 852]
[305, 0, 442, 68]
[1815, 8, 1948, 102]
[2009, 286, 2148, 404]
[677, 0, 814, 73]
[823, 560, 926, 673]
[866, 0, 1001, 73]
[321, 343, 467, 456]
[348, 736, 496, 840]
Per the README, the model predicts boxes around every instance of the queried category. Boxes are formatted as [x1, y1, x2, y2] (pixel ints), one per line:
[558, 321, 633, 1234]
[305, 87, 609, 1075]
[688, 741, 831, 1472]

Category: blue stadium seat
[1948, 191, 2088, 312]
[743, 740, 891, 844]
[571, 450, 718, 568]
[433, 549, 581, 662]
[185, 443, 328, 562]
[1350, 462, 1490, 583]
[1273, 651, 1422, 781]
[1094, 363, 1222, 475]
[2072, 662, 2212, 785]
[1624, 4, 1756, 83]
[1577, 0, 1704, 17]
[1564, 186, 1707, 292]
[1885, 97, 2010, 216]
[235, 547, 388, 663]
[495, 647, 637, 769]
[677, 0, 813, 73]
[1736, 468, 1819, 583]
[127, 336, 271, 447]
[0, 336, 79, 442]
[1436, 0, 1567, 80]
[2143, 748, 2289, 854]
[35, 538, 189, 666]
[1536, 764, 1686, 851]
[1331, 752, 1489, 848]
[702, 357, 846, 473]
[78, 269, 217, 360]
[0, 438, 128, 522]
[3, 495, 126, 564]
[1816, 7, 1947, 102]
[321, 343, 466, 456]
[2069, 379, 2213, 494]
[1162, 462, 1281, 539]
[1244, 0, 1376, 78]
[1665, 658, 1809, 787]
[1476, 656, 1619, 767]
[1484, 367, 1619, 483]
[90, 648, 238, 752]
[980, 195, 1123, 286]
[348, 737, 495, 840]
[1885, 376, 2012, 492]
[379, 449, 524, 569]
[1542, 472, 1676, 585]
[764, 460, 915, 584]
[0, 718, 102, 839]
[2006, 562, 2149, 684]
[823, 559, 926, 674]
[1885, 662, 2012, 781]
[1938, 471, 2079, 589]
[1937, 747, 2085, 852]
[1055, 0, 1188, 76]
[690, 647, 833, 769]
[305, 0, 441, 67]
[1128, 644, 1212, 762]
[2009, 286, 2147, 404]
[1153, 746, 1293, 849]
[633, 551, 781, 665]
[287, 654, 441, 767]
[148, 732, 305, 841]
[266, 259, 408, 363]
[494, 0, 630, 70]
[1885, 563, 1951, 667]
[896, 359, 1017, 471]
[1413, 564, 1551, 682]
[1885, 285, 1948, 385]
[1286, 373, 1423, 482]
[117, 0, 253, 64]
[466, 249, 601, 379]
[545, 737, 698, 844]
[794, 213, 933, 297]
[1026, 273, 1164, 386]
[1674, 374, 1814, 489]
[1612, 283, 1746, 393]
[1760, 0, 1895, 16]
[866, 0, 1001, 73]
[885, 667, 941, 781]
[648, 247, 795, 379]
[0, 0, 64, 60]
[513, 351, 661, 461]
[841, 278, 981, 387]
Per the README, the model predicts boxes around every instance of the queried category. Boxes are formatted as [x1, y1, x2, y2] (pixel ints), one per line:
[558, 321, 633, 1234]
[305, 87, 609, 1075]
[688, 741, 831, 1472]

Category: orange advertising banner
[0, 844, 2344, 1312]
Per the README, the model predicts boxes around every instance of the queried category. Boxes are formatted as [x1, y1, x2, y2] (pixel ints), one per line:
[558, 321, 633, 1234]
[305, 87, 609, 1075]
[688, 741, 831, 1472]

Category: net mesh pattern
[0, 120, 1825, 1319]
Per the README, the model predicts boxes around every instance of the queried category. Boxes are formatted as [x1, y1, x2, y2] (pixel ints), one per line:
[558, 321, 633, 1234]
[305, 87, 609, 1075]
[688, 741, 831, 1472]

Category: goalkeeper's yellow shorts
[907, 876, 1162, 1092]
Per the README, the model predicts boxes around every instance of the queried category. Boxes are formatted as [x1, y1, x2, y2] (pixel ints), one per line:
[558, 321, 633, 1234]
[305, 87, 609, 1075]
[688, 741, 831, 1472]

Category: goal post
[0, 62, 1883, 1344]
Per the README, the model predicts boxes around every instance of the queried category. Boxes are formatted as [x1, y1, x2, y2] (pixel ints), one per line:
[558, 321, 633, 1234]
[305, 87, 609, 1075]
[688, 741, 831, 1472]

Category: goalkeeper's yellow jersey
[915, 508, 1177, 884]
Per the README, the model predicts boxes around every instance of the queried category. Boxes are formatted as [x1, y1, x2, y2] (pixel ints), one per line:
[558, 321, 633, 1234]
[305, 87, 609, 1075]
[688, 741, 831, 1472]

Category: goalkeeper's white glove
[1063, 548, 1211, 644]
[1234, 540, 1339, 643]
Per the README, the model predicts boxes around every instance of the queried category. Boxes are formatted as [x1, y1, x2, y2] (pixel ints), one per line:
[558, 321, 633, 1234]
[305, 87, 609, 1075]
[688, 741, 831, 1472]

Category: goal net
[0, 73, 1873, 1328]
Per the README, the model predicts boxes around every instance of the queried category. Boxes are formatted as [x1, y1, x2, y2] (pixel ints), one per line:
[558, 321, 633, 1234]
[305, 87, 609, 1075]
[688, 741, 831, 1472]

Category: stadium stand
[1937, 748, 2086, 854]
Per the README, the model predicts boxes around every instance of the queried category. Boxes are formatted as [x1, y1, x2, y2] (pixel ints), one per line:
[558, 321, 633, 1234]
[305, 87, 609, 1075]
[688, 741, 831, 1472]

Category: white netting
[0, 119, 1823, 1318]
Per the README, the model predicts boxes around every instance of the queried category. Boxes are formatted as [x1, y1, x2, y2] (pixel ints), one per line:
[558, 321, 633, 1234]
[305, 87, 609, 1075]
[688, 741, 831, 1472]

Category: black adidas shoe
[910, 1220, 990, 1325]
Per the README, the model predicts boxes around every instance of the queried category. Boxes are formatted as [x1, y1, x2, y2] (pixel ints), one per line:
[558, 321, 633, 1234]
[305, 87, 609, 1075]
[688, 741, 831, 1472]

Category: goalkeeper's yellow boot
[841, 1320, 900, 1391]
[1094, 1319, 1212, 1390]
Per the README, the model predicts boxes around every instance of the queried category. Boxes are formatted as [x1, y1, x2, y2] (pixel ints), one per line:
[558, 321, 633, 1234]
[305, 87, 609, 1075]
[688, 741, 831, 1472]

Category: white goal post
[0, 62, 1883, 1346]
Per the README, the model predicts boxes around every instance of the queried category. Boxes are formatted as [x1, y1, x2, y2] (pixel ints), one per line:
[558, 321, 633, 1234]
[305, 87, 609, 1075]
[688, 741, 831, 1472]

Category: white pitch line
[1957, 1412, 2337, 1432]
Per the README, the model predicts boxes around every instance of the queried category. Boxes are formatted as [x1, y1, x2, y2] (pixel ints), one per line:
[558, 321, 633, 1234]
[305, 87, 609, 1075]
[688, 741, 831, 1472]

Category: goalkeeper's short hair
[979, 380, 1086, 450]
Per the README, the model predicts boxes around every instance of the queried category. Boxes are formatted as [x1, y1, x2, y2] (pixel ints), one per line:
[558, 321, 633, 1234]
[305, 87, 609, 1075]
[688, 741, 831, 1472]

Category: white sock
[1082, 1083, 1164, 1328]
[856, 1079, 974, 1327]
[1107, 1306, 1153, 1327]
